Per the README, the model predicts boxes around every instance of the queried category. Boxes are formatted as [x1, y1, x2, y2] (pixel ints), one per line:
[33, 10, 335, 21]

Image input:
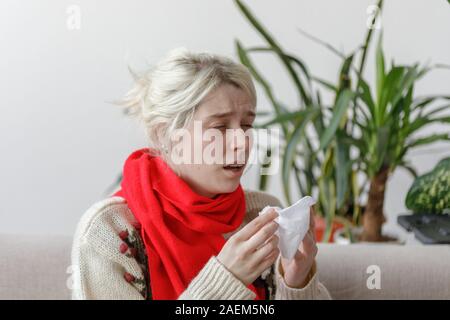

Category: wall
[1, 0, 449, 236]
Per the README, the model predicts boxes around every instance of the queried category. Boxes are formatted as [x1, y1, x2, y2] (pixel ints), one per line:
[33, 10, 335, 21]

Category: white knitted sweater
[71, 189, 331, 300]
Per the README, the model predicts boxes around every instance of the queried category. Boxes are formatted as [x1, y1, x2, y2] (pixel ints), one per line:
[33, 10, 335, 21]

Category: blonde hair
[118, 47, 257, 155]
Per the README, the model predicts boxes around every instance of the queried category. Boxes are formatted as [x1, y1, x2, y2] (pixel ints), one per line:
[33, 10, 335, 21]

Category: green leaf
[357, 0, 384, 76]
[235, 40, 285, 123]
[284, 53, 312, 84]
[282, 111, 318, 204]
[256, 108, 320, 128]
[413, 95, 450, 111]
[312, 76, 337, 92]
[406, 133, 450, 149]
[406, 157, 450, 214]
[378, 66, 405, 123]
[337, 54, 354, 91]
[351, 170, 361, 224]
[296, 26, 346, 60]
[391, 65, 419, 110]
[319, 89, 353, 149]
[246, 47, 313, 85]
[357, 77, 376, 121]
[234, 0, 311, 105]
[335, 132, 351, 209]
[407, 116, 450, 135]
[398, 163, 418, 179]
[318, 148, 336, 242]
[421, 104, 450, 119]
[376, 32, 385, 105]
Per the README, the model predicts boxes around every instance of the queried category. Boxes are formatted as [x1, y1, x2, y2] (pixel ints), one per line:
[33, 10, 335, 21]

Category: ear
[153, 122, 168, 147]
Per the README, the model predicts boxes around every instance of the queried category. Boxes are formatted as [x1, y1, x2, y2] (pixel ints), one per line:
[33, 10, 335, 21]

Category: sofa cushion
[0, 234, 72, 300]
[316, 243, 450, 299]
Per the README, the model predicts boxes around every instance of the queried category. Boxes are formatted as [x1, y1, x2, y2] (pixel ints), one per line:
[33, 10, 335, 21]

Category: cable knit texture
[71, 189, 332, 300]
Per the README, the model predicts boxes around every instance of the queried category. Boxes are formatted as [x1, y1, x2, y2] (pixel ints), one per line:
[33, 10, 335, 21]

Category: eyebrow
[205, 110, 256, 120]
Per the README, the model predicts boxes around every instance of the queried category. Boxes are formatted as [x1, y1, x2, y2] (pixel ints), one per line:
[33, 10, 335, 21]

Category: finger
[310, 225, 316, 242]
[302, 231, 318, 256]
[246, 221, 278, 251]
[236, 208, 278, 241]
[253, 234, 279, 262]
[310, 206, 316, 229]
[255, 249, 279, 276]
[260, 246, 280, 266]
[294, 247, 306, 261]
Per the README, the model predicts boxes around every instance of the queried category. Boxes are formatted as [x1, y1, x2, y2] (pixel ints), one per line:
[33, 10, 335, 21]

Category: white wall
[1, 0, 449, 236]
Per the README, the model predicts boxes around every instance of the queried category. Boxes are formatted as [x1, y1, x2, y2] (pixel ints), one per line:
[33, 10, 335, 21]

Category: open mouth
[223, 163, 245, 172]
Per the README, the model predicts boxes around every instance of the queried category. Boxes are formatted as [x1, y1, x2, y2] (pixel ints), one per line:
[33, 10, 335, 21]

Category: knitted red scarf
[113, 148, 265, 300]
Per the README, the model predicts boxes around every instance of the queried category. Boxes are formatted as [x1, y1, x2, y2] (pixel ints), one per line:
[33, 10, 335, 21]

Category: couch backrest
[316, 243, 450, 299]
[0, 234, 72, 300]
[1, 234, 449, 299]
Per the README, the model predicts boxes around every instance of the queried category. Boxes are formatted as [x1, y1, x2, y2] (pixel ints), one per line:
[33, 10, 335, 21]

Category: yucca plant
[234, 0, 450, 242]
[349, 37, 450, 241]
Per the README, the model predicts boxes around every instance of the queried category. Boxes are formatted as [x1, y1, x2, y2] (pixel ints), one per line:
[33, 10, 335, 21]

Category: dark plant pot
[397, 213, 450, 244]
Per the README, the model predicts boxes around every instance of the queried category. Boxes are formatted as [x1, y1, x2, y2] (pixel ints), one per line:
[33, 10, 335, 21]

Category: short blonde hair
[119, 47, 257, 155]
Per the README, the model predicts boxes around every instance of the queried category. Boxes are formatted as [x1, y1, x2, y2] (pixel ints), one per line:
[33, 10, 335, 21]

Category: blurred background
[1, 0, 449, 238]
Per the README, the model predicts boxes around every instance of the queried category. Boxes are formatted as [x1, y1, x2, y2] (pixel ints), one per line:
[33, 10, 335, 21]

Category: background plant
[234, 0, 450, 241]
[405, 157, 450, 214]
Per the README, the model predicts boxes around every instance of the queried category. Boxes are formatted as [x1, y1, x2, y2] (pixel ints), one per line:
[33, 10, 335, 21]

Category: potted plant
[393, 157, 450, 244]
[405, 157, 450, 215]
[234, 0, 450, 242]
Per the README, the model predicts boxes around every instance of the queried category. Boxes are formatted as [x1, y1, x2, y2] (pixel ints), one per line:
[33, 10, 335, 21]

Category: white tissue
[259, 196, 316, 260]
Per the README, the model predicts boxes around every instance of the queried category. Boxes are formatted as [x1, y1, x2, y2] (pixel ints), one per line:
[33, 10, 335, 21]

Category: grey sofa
[1, 233, 449, 299]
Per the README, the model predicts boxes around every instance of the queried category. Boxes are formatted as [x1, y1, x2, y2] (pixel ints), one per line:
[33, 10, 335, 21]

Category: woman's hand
[217, 208, 280, 286]
[280, 206, 318, 289]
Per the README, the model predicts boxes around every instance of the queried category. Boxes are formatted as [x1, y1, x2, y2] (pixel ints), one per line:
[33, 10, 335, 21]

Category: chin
[215, 179, 241, 194]
[206, 165, 245, 195]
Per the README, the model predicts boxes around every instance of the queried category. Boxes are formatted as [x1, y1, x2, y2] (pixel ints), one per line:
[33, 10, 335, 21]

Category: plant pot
[314, 216, 344, 243]
[333, 226, 403, 244]
[333, 226, 361, 244]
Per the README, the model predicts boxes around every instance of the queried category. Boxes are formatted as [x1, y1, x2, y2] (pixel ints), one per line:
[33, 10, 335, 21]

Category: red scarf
[113, 148, 265, 300]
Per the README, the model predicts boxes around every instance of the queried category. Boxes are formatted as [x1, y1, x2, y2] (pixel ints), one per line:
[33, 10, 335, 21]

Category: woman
[71, 48, 331, 300]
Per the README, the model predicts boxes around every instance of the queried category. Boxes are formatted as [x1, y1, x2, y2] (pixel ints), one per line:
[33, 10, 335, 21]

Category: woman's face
[166, 83, 255, 198]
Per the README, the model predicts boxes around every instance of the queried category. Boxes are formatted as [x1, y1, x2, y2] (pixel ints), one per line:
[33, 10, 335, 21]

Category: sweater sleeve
[273, 254, 332, 300]
[178, 256, 256, 300]
[71, 199, 151, 300]
[72, 239, 146, 300]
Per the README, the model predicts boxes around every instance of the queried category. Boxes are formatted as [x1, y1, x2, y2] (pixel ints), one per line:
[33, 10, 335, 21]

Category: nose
[231, 130, 246, 151]
[225, 127, 251, 164]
